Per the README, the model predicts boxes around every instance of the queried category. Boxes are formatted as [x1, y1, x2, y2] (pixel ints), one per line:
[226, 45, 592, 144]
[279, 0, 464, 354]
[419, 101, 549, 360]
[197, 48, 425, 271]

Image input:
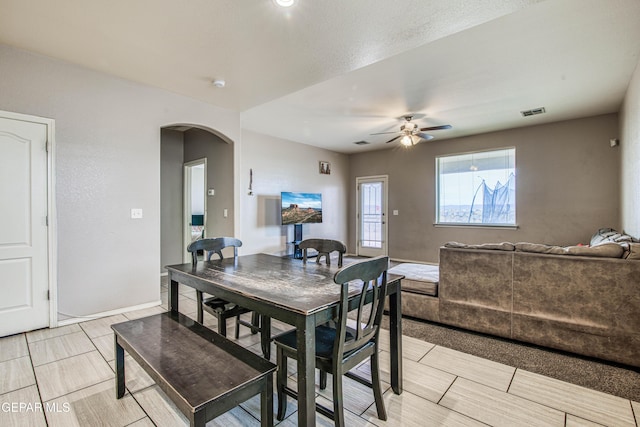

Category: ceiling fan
[371, 115, 452, 146]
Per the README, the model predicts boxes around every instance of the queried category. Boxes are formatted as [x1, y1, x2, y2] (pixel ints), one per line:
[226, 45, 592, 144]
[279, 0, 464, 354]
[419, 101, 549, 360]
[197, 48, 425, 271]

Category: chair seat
[203, 296, 249, 316]
[274, 325, 356, 359]
[203, 296, 236, 311]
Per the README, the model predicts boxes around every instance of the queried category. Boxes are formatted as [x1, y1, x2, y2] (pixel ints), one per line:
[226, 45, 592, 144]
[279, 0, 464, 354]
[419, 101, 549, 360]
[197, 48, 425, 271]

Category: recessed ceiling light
[274, 0, 294, 7]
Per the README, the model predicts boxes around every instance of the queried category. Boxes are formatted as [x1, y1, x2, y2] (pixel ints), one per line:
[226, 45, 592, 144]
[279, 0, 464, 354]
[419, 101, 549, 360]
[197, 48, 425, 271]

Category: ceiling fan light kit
[400, 135, 413, 146]
[274, 0, 294, 7]
[372, 115, 451, 146]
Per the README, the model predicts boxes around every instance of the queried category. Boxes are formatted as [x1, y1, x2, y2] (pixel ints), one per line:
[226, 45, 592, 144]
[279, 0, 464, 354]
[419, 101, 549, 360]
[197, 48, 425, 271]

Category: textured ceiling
[1, 0, 639, 153]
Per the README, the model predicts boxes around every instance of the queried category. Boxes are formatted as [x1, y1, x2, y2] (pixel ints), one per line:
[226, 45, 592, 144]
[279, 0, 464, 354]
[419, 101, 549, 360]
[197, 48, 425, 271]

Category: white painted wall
[620, 58, 640, 238]
[0, 44, 240, 319]
[239, 130, 349, 256]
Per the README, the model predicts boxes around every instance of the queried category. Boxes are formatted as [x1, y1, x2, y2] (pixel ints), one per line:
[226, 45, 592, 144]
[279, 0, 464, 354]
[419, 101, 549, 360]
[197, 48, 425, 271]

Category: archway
[160, 124, 235, 274]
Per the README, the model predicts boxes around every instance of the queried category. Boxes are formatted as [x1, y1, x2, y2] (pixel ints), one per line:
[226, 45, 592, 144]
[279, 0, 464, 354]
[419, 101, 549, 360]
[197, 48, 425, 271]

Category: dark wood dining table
[166, 253, 404, 427]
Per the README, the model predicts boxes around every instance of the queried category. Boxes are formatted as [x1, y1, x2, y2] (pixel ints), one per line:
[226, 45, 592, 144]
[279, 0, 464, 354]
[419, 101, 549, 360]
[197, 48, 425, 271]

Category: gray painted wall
[0, 44, 240, 319]
[183, 129, 235, 239]
[348, 114, 621, 263]
[160, 128, 235, 272]
[160, 129, 184, 272]
[621, 58, 640, 237]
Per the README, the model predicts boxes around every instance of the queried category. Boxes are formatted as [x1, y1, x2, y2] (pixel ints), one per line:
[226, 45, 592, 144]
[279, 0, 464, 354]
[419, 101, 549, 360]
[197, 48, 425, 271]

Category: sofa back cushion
[514, 242, 624, 258]
[444, 241, 515, 251]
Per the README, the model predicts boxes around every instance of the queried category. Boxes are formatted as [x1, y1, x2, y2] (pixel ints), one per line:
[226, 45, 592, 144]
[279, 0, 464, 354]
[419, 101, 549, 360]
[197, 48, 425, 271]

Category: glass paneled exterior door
[357, 176, 388, 257]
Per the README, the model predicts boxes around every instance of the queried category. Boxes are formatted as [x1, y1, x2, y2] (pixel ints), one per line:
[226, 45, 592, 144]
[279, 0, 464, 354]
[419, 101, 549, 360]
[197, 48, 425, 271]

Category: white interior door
[0, 113, 51, 336]
[357, 176, 388, 257]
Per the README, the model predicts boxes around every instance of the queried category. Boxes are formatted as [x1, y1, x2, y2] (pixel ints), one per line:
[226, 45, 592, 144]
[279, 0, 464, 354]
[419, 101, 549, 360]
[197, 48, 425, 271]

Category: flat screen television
[281, 192, 322, 225]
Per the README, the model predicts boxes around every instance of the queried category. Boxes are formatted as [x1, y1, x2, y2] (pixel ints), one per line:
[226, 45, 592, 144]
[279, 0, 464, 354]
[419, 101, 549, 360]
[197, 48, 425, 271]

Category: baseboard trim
[57, 300, 163, 326]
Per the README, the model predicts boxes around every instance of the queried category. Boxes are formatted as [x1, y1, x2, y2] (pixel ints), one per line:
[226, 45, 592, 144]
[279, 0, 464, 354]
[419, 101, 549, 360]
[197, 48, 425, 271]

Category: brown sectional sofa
[396, 229, 640, 368]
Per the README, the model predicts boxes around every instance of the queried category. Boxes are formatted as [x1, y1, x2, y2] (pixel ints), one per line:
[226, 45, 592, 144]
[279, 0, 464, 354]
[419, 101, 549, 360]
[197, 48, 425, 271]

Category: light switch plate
[393, 210, 399, 216]
[131, 208, 143, 219]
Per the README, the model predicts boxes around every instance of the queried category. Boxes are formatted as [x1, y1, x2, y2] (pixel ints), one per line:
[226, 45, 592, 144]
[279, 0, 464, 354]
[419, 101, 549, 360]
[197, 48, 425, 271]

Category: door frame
[0, 110, 58, 329]
[183, 158, 207, 262]
[356, 175, 388, 257]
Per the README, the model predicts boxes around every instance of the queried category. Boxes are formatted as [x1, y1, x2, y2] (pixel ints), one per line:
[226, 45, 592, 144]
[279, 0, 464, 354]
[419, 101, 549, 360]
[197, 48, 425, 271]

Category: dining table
[166, 253, 404, 427]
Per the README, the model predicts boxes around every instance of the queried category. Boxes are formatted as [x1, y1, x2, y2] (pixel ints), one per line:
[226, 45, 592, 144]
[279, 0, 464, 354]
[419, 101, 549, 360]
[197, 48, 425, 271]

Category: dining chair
[274, 255, 389, 426]
[187, 238, 259, 339]
[298, 238, 347, 388]
[299, 238, 347, 267]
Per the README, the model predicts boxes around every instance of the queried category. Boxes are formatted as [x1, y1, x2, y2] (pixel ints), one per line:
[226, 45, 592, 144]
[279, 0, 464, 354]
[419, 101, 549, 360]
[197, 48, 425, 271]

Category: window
[436, 148, 515, 225]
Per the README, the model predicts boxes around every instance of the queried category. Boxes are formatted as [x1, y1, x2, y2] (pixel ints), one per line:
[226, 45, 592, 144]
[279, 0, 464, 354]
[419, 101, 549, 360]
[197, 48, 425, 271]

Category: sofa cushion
[627, 243, 640, 260]
[444, 241, 515, 251]
[514, 242, 624, 258]
[514, 242, 565, 255]
[388, 263, 439, 297]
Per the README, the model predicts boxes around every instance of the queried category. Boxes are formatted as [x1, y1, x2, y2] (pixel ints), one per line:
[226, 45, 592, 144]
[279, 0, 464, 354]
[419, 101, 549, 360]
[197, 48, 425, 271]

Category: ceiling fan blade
[370, 131, 399, 136]
[385, 135, 401, 144]
[420, 124, 452, 131]
[416, 133, 435, 141]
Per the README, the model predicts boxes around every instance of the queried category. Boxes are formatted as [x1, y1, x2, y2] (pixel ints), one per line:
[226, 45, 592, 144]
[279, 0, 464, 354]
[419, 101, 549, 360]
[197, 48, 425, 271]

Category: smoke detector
[212, 79, 226, 88]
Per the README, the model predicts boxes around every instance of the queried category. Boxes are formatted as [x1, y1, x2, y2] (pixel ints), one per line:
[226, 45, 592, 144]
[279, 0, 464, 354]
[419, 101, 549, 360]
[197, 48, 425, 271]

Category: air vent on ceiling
[521, 107, 546, 117]
[353, 141, 370, 145]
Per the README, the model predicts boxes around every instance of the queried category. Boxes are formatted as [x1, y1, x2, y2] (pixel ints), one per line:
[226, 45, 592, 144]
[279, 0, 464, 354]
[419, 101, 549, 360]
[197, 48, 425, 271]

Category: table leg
[261, 316, 271, 360]
[169, 273, 179, 314]
[296, 316, 316, 426]
[389, 285, 403, 394]
[115, 336, 125, 398]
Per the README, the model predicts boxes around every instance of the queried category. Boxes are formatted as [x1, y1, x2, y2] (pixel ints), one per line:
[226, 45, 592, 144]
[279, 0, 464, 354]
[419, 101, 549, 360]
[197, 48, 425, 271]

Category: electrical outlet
[131, 208, 143, 219]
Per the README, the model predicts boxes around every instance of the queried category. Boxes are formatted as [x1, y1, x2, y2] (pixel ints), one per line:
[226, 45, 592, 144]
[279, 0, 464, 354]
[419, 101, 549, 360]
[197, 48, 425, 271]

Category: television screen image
[281, 192, 322, 225]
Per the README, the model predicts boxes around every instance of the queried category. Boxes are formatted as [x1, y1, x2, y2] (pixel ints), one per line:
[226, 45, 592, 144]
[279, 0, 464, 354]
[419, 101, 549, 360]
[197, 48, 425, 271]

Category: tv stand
[290, 224, 318, 259]
[292, 224, 303, 259]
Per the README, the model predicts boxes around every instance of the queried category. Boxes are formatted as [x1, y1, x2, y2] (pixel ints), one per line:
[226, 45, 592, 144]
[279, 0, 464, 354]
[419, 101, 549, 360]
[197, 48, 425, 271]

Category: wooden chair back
[333, 255, 389, 356]
[187, 237, 242, 265]
[299, 238, 347, 267]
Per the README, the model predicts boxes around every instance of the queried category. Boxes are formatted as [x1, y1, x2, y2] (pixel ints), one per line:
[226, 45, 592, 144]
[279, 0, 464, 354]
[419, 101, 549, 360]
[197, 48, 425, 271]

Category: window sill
[433, 223, 519, 230]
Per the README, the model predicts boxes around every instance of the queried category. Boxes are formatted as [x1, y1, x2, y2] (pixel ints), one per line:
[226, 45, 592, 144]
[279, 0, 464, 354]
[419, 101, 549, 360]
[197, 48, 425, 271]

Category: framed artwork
[319, 161, 331, 175]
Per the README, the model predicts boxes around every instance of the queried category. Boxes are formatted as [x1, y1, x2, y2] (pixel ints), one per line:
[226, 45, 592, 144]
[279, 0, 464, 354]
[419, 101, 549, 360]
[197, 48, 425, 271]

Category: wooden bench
[111, 312, 276, 427]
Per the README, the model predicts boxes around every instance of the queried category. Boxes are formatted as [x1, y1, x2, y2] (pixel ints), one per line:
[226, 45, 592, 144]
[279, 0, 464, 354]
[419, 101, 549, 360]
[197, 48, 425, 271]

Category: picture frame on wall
[319, 161, 331, 175]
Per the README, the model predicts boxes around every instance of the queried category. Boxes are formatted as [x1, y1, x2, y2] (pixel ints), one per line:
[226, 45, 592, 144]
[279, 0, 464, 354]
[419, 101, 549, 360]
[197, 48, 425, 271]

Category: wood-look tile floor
[0, 279, 638, 426]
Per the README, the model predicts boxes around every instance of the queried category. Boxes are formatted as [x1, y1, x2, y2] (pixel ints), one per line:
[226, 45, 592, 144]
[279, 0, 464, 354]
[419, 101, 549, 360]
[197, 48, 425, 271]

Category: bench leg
[261, 373, 274, 427]
[193, 409, 206, 427]
[115, 335, 125, 398]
